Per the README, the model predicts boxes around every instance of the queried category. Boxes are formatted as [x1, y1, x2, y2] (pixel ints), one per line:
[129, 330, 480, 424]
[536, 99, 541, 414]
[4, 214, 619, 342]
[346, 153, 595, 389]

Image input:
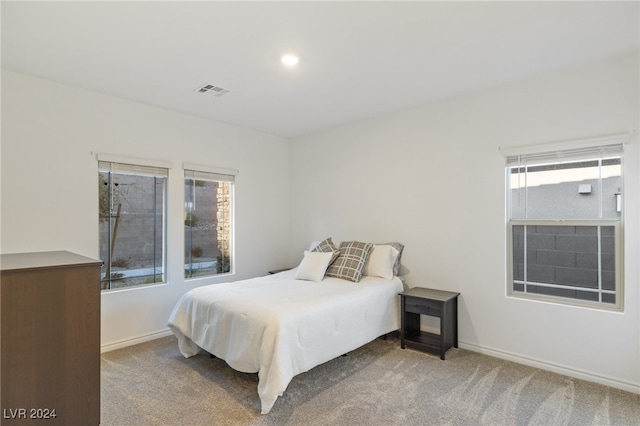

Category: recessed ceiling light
[281, 54, 299, 66]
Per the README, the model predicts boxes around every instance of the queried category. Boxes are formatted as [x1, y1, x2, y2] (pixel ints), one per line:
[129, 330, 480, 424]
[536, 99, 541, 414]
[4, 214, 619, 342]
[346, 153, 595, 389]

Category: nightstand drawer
[404, 297, 441, 316]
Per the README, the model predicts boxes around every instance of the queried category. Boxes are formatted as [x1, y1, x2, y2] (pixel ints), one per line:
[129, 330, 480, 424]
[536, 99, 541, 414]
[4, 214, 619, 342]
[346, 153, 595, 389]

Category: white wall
[289, 54, 640, 393]
[1, 70, 292, 350]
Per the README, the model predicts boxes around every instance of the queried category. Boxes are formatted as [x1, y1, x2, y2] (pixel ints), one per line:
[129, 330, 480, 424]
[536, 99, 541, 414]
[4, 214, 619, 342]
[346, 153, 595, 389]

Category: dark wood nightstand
[400, 287, 460, 360]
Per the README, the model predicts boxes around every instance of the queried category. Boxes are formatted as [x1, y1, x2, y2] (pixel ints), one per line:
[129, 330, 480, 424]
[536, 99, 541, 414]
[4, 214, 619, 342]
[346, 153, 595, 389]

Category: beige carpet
[101, 335, 639, 425]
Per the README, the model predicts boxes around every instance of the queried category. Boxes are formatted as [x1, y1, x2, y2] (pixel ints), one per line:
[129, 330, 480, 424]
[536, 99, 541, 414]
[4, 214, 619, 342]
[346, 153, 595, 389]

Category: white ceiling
[2, 1, 639, 139]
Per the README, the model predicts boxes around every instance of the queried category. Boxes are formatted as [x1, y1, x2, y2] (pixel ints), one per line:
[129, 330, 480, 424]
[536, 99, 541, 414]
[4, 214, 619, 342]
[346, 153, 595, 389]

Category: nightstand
[399, 287, 460, 360]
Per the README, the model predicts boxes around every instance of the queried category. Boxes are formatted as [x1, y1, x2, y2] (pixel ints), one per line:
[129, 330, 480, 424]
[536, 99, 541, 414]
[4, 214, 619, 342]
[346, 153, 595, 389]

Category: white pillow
[294, 251, 334, 282]
[363, 245, 400, 280]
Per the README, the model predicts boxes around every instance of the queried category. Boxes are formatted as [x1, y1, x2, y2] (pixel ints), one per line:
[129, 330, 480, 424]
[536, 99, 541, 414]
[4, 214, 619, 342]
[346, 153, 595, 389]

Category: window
[99, 158, 169, 290]
[184, 165, 235, 279]
[503, 136, 626, 310]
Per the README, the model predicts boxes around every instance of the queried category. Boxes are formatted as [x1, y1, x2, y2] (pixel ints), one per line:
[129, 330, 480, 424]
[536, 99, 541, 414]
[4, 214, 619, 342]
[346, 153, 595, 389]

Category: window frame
[183, 164, 237, 280]
[98, 155, 171, 291]
[502, 134, 627, 311]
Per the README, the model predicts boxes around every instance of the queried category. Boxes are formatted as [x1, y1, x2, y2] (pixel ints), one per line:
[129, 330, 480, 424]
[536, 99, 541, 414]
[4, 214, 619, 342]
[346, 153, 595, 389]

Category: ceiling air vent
[194, 83, 230, 97]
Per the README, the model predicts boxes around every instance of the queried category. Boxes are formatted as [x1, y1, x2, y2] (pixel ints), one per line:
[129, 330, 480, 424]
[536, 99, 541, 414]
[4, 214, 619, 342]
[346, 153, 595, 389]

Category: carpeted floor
[101, 335, 639, 425]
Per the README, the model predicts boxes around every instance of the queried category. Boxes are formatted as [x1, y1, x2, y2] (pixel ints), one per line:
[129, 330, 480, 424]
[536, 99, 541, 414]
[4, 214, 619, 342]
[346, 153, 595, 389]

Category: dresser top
[1, 251, 102, 272]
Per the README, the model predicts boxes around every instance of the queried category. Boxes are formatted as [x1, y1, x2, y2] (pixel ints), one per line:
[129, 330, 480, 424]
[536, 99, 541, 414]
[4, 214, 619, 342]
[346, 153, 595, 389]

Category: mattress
[167, 269, 403, 413]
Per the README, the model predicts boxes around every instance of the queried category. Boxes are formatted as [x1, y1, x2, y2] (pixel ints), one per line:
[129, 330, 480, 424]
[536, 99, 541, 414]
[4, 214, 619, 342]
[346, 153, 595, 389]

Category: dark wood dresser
[1, 251, 102, 425]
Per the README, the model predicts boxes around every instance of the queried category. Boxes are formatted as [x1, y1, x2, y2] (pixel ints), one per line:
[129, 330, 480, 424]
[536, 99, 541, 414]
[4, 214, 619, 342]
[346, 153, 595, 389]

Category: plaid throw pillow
[325, 241, 374, 282]
[311, 238, 340, 264]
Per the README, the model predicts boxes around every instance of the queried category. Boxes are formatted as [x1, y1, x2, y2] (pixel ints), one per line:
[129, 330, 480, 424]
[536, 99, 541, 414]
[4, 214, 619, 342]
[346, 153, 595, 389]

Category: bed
[167, 239, 404, 414]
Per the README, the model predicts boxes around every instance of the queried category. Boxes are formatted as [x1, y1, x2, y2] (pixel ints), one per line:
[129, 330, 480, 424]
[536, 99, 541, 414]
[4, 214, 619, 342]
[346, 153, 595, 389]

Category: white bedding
[167, 269, 403, 414]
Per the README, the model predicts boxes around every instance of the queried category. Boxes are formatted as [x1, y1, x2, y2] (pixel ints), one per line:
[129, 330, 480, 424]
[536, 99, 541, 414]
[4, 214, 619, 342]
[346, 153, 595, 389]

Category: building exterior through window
[184, 168, 234, 279]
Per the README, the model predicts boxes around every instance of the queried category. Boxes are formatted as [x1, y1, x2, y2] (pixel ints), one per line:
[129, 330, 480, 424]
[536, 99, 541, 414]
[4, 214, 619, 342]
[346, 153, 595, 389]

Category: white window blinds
[501, 133, 628, 166]
[98, 154, 171, 177]
[183, 162, 237, 182]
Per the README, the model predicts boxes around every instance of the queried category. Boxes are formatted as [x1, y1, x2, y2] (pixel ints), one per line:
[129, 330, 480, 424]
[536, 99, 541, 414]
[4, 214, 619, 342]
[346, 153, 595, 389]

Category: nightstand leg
[440, 316, 445, 360]
[453, 298, 458, 348]
[400, 296, 406, 349]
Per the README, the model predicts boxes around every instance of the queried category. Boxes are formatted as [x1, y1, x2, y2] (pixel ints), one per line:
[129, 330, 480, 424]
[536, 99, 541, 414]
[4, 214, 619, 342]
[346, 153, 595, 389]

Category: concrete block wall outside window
[512, 224, 616, 304]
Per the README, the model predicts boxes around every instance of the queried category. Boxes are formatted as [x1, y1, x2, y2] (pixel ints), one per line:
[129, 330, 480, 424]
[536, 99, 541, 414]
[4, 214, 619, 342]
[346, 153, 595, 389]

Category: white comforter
[167, 269, 403, 414]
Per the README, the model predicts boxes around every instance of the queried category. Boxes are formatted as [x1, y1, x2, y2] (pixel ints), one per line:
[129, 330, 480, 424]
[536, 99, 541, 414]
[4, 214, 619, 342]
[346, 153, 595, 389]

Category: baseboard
[458, 340, 640, 395]
[101, 328, 174, 353]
